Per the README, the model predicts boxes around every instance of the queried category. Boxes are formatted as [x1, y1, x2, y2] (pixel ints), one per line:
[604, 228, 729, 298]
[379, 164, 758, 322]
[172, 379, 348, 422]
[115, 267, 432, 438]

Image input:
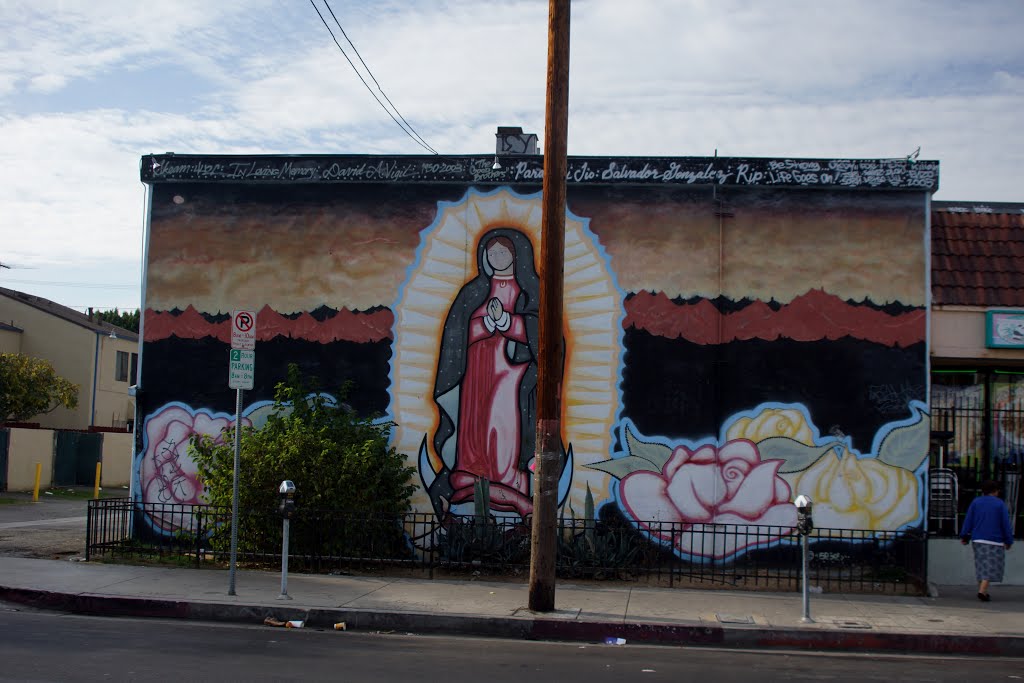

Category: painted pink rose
[140, 405, 248, 531]
[620, 439, 797, 559]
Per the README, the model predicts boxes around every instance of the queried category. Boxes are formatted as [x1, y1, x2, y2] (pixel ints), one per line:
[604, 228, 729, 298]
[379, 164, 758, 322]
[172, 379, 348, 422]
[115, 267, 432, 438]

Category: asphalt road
[1, 607, 1022, 683]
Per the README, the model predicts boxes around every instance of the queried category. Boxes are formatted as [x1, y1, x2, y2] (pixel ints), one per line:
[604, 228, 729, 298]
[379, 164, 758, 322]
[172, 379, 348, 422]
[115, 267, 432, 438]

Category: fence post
[429, 515, 436, 580]
[1006, 469, 1020, 535]
[85, 500, 93, 561]
[668, 521, 675, 588]
[195, 509, 203, 569]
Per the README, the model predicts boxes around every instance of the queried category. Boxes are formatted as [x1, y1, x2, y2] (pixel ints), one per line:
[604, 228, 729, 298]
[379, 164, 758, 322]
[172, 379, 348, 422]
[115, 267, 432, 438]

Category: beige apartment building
[0, 287, 138, 430]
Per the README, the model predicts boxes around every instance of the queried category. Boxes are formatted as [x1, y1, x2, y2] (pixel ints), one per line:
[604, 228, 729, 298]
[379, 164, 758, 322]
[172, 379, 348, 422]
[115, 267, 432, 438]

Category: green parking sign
[229, 348, 255, 390]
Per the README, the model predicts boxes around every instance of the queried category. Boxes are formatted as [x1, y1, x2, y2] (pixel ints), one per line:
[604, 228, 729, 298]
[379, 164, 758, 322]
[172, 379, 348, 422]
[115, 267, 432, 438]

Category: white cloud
[0, 0, 1022, 308]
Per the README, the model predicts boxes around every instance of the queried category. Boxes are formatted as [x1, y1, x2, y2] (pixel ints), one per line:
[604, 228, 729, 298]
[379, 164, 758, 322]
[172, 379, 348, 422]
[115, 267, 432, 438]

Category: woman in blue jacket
[960, 480, 1015, 601]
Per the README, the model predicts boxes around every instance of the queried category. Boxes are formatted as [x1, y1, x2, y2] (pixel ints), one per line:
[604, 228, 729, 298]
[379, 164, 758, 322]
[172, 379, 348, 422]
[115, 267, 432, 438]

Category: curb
[2, 586, 1022, 656]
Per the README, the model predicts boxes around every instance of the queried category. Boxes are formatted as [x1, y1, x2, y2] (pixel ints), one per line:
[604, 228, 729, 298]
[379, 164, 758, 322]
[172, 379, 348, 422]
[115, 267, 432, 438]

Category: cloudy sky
[1, 0, 1022, 313]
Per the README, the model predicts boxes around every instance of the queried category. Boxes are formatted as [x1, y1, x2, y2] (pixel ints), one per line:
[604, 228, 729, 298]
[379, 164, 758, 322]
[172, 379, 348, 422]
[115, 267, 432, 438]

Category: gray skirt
[973, 542, 1006, 582]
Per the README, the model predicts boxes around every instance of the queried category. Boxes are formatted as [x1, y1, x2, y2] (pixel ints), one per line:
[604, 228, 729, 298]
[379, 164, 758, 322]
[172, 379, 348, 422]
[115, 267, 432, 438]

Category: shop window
[991, 371, 1024, 462]
[931, 370, 985, 469]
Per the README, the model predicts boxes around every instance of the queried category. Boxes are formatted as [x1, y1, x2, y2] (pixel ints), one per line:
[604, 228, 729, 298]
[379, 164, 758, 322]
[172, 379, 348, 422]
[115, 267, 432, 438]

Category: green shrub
[190, 365, 416, 557]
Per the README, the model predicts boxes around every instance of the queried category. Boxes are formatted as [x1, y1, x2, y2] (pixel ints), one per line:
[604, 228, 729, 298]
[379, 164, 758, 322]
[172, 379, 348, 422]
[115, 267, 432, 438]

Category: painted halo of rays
[388, 187, 625, 516]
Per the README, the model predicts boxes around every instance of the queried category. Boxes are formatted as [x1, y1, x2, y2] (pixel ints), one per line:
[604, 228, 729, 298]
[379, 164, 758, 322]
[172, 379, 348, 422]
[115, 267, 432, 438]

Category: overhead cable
[309, 0, 438, 155]
[322, 0, 438, 155]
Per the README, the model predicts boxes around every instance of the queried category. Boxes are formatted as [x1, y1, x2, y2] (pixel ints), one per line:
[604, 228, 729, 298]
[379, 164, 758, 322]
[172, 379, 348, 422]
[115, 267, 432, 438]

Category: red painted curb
[2, 586, 1020, 656]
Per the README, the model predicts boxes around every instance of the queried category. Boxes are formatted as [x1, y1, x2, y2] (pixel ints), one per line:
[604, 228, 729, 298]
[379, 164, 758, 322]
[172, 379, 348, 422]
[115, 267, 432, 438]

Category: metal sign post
[228, 386, 242, 595]
[227, 310, 256, 596]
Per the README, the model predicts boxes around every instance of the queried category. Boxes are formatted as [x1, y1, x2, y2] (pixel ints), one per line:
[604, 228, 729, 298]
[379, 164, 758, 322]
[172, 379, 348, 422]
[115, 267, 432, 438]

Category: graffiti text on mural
[144, 155, 940, 190]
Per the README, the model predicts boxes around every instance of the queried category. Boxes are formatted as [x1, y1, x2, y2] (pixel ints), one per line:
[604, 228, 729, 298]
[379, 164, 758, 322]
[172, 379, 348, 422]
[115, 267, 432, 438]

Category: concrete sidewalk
[1, 556, 1021, 655]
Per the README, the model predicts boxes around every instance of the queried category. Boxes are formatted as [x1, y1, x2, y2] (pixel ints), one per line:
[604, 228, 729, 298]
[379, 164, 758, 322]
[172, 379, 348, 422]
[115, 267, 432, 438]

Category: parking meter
[277, 480, 296, 600]
[279, 480, 297, 519]
[794, 494, 813, 535]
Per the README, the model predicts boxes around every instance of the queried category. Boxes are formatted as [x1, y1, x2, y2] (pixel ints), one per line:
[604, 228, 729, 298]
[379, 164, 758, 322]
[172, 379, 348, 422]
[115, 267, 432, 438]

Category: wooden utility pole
[529, 0, 570, 613]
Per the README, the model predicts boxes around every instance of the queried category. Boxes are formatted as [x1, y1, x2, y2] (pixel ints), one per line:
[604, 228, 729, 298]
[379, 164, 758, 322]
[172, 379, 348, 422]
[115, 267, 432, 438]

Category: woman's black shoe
[977, 592, 991, 602]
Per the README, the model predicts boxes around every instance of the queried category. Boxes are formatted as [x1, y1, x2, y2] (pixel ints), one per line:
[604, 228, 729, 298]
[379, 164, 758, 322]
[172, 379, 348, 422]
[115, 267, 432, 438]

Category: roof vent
[496, 127, 538, 156]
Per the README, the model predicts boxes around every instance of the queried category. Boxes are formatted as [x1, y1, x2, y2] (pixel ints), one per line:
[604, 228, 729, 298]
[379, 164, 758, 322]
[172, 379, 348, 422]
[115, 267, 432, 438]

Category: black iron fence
[87, 499, 927, 594]
[930, 400, 1024, 538]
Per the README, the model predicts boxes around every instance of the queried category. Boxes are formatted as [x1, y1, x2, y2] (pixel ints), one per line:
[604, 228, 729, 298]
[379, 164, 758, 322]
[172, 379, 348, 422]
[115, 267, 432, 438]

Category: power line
[309, 0, 438, 155]
[322, 0, 438, 155]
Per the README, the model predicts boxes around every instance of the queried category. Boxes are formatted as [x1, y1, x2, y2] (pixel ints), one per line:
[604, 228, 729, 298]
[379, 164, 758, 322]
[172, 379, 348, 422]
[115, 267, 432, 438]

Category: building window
[130, 352, 138, 384]
[115, 350, 130, 382]
[932, 369, 1024, 471]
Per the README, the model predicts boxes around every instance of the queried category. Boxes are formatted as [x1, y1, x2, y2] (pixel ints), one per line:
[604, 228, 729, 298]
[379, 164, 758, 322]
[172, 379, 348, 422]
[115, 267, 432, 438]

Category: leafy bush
[190, 365, 416, 556]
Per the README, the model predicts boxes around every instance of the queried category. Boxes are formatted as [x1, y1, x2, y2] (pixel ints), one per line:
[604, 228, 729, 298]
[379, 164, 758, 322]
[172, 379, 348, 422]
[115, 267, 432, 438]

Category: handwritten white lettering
[145, 157, 938, 190]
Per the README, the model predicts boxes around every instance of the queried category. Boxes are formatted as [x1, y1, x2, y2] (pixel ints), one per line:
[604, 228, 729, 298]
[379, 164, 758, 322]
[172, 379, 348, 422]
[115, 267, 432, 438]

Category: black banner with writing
[141, 154, 939, 191]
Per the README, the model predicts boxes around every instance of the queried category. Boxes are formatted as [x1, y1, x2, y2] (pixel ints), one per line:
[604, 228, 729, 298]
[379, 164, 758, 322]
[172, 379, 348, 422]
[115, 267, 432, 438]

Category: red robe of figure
[433, 231, 542, 519]
[451, 272, 531, 498]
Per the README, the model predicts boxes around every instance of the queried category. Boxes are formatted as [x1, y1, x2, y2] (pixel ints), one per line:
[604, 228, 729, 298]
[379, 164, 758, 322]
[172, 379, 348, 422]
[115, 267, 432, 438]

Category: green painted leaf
[624, 426, 674, 471]
[586, 456, 660, 479]
[756, 438, 842, 474]
[876, 407, 930, 472]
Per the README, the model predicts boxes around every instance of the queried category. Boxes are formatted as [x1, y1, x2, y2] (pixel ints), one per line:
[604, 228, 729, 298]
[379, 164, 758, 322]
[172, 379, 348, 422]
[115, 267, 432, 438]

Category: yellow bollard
[93, 461, 102, 499]
[33, 463, 41, 502]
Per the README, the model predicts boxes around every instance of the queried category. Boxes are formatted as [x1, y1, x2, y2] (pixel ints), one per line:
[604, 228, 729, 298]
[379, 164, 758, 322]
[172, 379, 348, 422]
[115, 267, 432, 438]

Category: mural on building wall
[390, 189, 623, 523]
[594, 402, 928, 561]
[135, 397, 315, 533]
[136, 167, 930, 564]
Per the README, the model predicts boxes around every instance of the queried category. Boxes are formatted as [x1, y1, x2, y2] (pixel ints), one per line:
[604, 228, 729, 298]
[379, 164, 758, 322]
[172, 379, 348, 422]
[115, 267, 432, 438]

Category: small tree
[0, 353, 79, 422]
[190, 365, 416, 557]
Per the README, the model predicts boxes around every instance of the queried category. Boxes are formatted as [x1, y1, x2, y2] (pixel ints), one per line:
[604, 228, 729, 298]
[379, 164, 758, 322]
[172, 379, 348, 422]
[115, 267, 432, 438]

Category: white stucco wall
[928, 538, 1023, 586]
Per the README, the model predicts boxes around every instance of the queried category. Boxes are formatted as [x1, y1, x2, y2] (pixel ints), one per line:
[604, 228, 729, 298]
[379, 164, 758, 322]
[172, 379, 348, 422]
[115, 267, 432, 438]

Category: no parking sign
[231, 310, 256, 350]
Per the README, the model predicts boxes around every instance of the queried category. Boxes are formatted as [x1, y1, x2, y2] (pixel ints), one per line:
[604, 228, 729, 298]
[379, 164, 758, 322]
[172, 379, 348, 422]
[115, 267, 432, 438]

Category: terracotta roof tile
[932, 202, 1024, 307]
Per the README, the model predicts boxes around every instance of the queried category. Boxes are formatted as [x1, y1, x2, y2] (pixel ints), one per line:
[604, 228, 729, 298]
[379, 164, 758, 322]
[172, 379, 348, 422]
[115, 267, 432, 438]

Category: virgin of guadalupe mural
[433, 228, 542, 519]
[390, 187, 624, 531]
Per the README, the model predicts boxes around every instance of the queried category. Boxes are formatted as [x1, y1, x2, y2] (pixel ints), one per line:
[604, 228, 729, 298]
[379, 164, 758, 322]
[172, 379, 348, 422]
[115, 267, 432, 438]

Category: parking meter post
[278, 480, 296, 601]
[801, 532, 811, 622]
[278, 518, 291, 600]
[794, 495, 814, 624]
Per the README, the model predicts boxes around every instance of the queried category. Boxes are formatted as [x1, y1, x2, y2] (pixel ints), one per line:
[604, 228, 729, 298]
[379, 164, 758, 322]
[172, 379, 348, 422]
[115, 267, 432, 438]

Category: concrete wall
[0, 327, 21, 353]
[929, 538, 1024, 586]
[100, 431, 133, 488]
[5, 428, 54, 491]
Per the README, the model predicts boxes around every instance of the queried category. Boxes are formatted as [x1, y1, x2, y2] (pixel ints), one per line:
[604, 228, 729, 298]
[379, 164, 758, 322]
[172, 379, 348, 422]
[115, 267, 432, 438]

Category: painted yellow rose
[792, 449, 919, 530]
[726, 408, 815, 446]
